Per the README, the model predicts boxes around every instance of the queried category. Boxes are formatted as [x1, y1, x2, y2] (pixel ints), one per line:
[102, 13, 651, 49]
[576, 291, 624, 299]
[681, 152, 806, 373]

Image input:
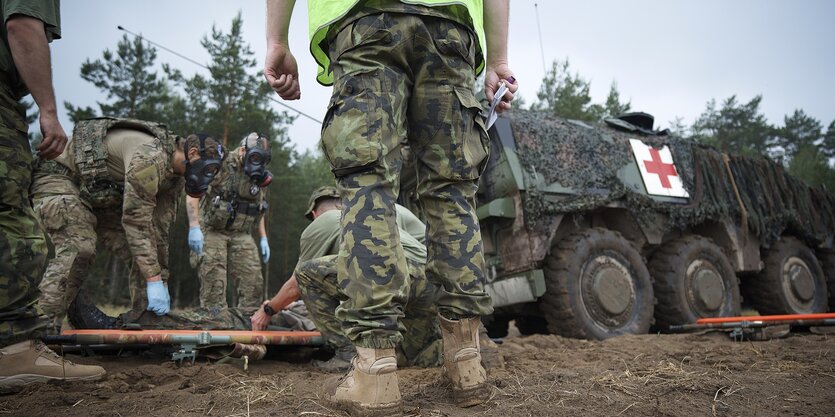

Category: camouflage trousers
[32, 170, 163, 333]
[0, 87, 49, 348]
[321, 11, 493, 348]
[296, 254, 442, 367]
[196, 228, 263, 309]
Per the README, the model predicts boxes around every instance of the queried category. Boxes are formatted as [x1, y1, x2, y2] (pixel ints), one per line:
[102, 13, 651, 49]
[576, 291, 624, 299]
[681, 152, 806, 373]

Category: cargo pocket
[320, 71, 384, 178]
[451, 86, 490, 180]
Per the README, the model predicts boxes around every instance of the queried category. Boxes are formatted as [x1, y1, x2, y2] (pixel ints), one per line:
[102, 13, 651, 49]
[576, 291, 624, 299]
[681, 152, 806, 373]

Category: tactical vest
[202, 153, 268, 233]
[72, 117, 176, 208]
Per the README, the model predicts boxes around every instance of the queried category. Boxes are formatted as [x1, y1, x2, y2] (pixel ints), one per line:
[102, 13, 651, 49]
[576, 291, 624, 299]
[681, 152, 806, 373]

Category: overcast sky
[49, 0, 835, 153]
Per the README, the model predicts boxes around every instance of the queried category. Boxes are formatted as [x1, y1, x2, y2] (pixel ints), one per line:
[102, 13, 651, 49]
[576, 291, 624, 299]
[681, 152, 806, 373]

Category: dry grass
[590, 359, 708, 400]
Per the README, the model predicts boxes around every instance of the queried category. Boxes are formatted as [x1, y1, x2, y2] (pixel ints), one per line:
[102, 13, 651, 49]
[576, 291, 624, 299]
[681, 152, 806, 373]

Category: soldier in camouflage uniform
[31, 123, 225, 334]
[266, 0, 516, 411]
[249, 186, 441, 370]
[0, 0, 106, 392]
[69, 186, 440, 370]
[186, 132, 272, 308]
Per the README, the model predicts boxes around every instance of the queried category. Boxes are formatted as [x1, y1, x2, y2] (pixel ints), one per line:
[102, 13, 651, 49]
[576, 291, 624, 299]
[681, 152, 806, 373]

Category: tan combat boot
[439, 315, 492, 407]
[322, 347, 402, 417]
[0, 340, 106, 393]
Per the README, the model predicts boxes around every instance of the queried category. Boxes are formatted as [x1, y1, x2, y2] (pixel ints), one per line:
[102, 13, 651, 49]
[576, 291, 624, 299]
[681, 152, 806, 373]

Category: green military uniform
[196, 147, 267, 308]
[31, 119, 183, 333]
[315, 0, 493, 349]
[295, 203, 441, 367]
[0, 0, 60, 347]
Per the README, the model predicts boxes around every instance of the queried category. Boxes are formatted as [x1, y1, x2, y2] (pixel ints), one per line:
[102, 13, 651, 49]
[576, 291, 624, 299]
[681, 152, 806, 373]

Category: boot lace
[34, 340, 76, 365]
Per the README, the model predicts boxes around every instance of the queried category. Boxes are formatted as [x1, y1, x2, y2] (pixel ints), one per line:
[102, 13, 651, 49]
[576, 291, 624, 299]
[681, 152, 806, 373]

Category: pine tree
[64, 34, 175, 122]
[691, 95, 774, 157]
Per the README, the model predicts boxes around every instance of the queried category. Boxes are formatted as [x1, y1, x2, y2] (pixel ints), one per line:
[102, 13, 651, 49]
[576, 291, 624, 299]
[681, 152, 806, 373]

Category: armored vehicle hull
[401, 110, 835, 340]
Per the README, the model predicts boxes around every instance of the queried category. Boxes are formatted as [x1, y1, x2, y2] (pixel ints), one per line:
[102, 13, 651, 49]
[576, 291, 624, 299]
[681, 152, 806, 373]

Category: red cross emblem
[643, 147, 678, 189]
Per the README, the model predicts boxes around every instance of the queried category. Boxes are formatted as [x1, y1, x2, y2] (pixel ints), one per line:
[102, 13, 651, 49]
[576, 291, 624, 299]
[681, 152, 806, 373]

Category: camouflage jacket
[199, 147, 267, 233]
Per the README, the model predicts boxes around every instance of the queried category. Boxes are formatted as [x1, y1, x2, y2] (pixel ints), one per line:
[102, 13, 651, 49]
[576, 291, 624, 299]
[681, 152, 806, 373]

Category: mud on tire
[743, 237, 829, 314]
[818, 251, 835, 311]
[540, 228, 654, 340]
[648, 236, 741, 330]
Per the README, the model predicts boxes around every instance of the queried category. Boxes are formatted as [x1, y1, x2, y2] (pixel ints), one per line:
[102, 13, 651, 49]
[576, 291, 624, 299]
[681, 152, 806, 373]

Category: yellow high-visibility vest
[308, 0, 485, 85]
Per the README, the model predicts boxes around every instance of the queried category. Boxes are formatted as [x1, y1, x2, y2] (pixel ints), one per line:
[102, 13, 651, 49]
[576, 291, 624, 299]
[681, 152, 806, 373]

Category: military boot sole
[0, 371, 105, 394]
[326, 398, 403, 417]
[452, 382, 493, 408]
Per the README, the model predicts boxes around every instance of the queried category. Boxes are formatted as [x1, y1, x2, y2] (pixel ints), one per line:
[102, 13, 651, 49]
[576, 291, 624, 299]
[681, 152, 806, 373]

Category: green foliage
[531, 59, 629, 123]
[787, 144, 835, 193]
[531, 59, 599, 122]
[263, 151, 335, 294]
[690, 95, 774, 157]
[171, 12, 296, 146]
[70, 14, 313, 308]
[820, 120, 835, 162]
[775, 109, 823, 158]
[601, 82, 631, 119]
[64, 34, 176, 122]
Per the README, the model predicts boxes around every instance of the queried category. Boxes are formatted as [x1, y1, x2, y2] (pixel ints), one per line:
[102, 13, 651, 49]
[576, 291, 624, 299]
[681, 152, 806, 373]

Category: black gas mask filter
[243, 133, 273, 190]
[184, 133, 224, 198]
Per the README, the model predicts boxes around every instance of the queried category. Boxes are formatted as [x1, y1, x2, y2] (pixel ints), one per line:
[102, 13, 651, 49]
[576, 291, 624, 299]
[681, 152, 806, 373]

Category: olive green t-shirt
[296, 204, 427, 270]
[0, 0, 61, 98]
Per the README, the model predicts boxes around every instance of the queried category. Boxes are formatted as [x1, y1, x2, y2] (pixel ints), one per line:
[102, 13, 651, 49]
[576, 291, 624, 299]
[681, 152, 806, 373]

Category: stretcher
[44, 329, 324, 364]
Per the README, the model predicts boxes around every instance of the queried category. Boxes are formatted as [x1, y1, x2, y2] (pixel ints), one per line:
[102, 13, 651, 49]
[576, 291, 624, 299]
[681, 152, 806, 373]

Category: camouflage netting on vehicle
[507, 110, 835, 248]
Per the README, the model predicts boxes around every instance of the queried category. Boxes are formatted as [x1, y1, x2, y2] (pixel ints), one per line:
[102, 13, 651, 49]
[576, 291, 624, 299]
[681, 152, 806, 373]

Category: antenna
[117, 25, 321, 125]
[534, 3, 547, 74]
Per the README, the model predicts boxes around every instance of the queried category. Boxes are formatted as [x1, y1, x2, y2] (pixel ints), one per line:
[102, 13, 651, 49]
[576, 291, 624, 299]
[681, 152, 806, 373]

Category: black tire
[514, 316, 549, 335]
[819, 251, 835, 311]
[743, 238, 829, 314]
[540, 228, 654, 340]
[648, 236, 741, 330]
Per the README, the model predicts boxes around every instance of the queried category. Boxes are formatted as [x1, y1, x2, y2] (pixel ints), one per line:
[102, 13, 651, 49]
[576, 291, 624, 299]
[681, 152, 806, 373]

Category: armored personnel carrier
[401, 110, 835, 340]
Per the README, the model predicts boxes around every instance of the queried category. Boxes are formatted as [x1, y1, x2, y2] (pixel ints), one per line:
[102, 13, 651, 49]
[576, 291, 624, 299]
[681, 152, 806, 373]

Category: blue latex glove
[146, 280, 170, 316]
[188, 226, 204, 255]
[260, 236, 270, 264]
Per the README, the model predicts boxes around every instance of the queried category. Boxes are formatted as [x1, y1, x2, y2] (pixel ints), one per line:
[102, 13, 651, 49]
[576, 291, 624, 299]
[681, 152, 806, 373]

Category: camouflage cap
[305, 185, 339, 220]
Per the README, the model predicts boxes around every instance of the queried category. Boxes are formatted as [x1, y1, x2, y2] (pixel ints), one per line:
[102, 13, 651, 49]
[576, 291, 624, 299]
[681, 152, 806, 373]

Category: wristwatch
[263, 302, 277, 316]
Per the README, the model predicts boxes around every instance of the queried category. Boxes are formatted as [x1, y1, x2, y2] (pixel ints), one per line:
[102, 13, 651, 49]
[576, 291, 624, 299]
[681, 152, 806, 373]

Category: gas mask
[184, 134, 224, 198]
[242, 133, 273, 189]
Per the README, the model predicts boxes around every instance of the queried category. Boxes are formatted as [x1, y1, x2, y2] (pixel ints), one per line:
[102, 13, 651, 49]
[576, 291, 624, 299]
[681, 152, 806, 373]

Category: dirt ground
[1, 327, 833, 417]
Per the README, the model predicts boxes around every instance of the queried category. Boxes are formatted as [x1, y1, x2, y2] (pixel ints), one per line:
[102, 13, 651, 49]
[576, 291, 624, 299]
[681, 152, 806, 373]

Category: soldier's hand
[37, 112, 68, 160]
[251, 301, 271, 331]
[188, 226, 204, 255]
[484, 64, 517, 113]
[264, 43, 300, 100]
[146, 279, 170, 316]
[260, 236, 270, 264]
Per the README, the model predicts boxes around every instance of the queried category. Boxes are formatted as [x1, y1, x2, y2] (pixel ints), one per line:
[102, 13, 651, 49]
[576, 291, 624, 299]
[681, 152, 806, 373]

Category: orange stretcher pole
[57, 329, 324, 346]
[696, 312, 835, 325]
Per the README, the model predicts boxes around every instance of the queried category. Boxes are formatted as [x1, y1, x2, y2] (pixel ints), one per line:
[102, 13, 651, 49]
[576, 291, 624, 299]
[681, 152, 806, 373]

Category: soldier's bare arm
[265, 0, 300, 100]
[6, 15, 66, 159]
[251, 275, 301, 330]
[483, 0, 516, 111]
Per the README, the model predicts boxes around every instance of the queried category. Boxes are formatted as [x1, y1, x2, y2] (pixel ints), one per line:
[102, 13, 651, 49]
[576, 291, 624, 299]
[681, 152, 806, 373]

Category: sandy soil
[1, 329, 833, 417]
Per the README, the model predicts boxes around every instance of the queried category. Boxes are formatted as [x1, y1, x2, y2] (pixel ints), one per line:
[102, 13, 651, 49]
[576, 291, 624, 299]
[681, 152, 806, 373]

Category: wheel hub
[785, 256, 815, 302]
[590, 256, 633, 316]
[688, 260, 725, 312]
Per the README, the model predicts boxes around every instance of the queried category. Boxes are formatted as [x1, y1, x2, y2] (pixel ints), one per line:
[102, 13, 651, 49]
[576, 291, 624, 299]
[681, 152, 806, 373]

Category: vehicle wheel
[818, 251, 835, 311]
[514, 316, 549, 335]
[648, 236, 741, 330]
[540, 228, 654, 340]
[743, 237, 829, 314]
